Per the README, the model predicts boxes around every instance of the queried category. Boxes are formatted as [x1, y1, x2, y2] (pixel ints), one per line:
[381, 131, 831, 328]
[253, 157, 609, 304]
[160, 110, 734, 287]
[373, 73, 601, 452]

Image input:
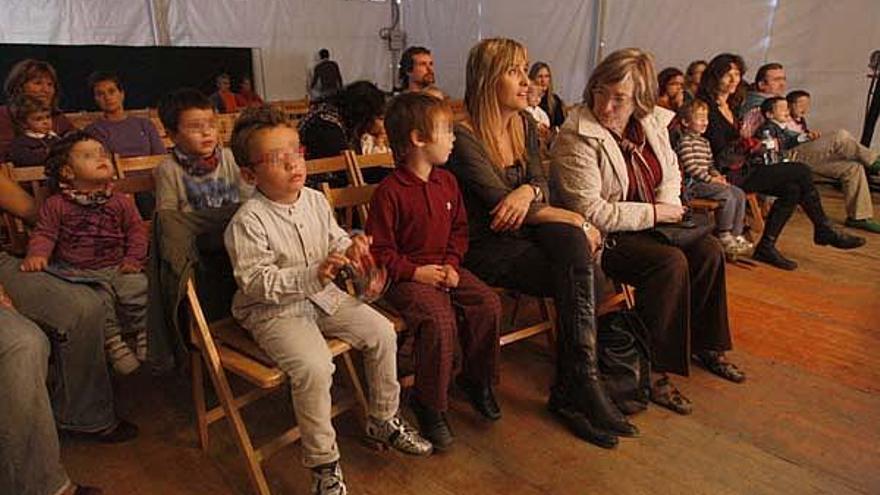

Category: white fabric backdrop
[402, 0, 595, 103]
[0, 0, 877, 137]
[601, 0, 879, 138]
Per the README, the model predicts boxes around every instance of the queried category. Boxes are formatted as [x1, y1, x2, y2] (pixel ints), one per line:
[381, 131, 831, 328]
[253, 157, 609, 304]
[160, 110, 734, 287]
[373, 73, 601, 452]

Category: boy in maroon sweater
[22, 131, 148, 375]
[366, 92, 502, 451]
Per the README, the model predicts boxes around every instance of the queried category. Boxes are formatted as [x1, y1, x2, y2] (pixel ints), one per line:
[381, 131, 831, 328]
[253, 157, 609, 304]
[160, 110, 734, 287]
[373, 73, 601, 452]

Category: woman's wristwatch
[531, 184, 543, 202]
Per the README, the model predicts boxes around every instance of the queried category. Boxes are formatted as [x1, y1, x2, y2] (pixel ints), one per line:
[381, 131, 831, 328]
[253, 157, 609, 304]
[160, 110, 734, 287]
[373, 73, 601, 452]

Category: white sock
[106, 335, 140, 375]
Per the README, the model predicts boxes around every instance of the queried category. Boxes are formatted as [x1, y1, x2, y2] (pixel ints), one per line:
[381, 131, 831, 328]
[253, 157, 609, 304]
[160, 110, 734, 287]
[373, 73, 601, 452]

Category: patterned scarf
[60, 182, 114, 206]
[612, 120, 659, 204]
[172, 146, 221, 177]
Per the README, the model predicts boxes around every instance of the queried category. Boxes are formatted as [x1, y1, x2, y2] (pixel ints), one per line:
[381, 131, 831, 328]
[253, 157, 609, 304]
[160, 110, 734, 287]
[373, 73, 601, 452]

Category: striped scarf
[612, 120, 658, 204]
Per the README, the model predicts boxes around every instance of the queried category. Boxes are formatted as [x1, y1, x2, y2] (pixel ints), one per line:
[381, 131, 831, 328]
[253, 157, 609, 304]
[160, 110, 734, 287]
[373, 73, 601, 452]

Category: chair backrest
[320, 182, 376, 230]
[306, 153, 352, 177]
[114, 153, 167, 178]
[269, 98, 310, 120]
[348, 151, 394, 185]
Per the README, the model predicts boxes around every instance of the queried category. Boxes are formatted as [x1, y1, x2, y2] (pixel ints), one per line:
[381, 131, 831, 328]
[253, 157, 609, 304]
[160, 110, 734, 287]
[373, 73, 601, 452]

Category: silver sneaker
[365, 414, 433, 456]
[311, 463, 347, 495]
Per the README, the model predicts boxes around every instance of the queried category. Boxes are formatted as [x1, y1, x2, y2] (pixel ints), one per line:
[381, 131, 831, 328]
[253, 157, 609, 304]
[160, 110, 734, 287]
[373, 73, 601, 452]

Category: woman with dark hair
[0, 59, 75, 159]
[657, 67, 685, 111]
[448, 38, 636, 449]
[298, 80, 386, 160]
[552, 48, 743, 418]
[529, 61, 566, 128]
[684, 60, 707, 101]
[698, 53, 864, 270]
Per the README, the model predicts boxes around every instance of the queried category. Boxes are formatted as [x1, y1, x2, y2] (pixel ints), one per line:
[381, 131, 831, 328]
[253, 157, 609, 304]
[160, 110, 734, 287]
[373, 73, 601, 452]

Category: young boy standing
[224, 107, 431, 495]
[154, 88, 249, 212]
[366, 92, 502, 451]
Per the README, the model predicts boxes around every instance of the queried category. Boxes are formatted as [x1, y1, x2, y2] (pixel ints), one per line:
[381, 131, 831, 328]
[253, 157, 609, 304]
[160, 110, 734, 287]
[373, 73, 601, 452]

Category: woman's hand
[490, 185, 535, 231]
[655, 203, 686, 224]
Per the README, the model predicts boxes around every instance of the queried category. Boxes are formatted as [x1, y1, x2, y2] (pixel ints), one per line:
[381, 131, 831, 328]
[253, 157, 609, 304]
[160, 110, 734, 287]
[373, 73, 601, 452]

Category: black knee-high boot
[547, 264, 638, 448]
[753, 183, 800, 270]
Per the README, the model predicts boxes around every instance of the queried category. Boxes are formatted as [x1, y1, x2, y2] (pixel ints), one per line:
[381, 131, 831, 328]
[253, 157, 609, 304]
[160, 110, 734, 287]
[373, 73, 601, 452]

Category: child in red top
[22, 131, 149, 374]
[366, 92, 502, 451]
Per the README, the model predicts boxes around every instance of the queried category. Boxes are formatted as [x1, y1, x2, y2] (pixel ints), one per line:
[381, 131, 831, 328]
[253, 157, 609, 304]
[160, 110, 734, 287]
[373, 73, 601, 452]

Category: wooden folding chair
[186, 277, 369, 495]
[320, 182, 377, 231]
[306, 153, 353, 177]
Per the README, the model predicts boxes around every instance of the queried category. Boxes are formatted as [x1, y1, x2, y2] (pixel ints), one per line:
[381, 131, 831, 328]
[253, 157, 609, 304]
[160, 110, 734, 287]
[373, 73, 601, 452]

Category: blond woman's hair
[583, 48, 658, 119]
[465, 37, 528, 169]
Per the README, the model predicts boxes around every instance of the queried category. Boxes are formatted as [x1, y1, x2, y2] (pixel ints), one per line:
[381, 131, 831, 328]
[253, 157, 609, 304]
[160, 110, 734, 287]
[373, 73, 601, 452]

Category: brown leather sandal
[693, 351, 746, 383]
[650, 376, 693, 415]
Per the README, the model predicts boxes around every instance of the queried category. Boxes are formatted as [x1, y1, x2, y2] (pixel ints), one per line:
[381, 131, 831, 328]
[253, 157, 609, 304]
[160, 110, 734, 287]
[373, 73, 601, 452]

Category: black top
[540, 92, 566, 128]
[311, 60, 344, 94]
[446, 115, 548, 249]
[704, 99, 746, 173]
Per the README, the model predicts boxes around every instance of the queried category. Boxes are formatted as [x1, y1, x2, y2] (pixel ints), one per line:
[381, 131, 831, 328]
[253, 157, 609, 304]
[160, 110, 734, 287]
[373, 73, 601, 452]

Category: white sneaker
[734, 235, 755, 252]
[311, 462, 347, 495]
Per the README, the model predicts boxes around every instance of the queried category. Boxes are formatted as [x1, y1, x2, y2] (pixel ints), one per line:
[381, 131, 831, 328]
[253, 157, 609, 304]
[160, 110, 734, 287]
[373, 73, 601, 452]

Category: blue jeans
[0, 253, 116, 432]
[0, 308, 70, 495]
[688, 181, 747, 236]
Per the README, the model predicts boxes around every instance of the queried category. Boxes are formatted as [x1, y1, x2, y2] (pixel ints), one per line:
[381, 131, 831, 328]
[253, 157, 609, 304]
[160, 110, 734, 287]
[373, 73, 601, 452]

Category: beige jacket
[550, 105, 682, 233]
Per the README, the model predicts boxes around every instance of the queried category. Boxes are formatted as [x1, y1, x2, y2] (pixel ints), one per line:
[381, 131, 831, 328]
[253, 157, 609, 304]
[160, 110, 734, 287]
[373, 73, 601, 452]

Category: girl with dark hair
[699, 53, 864, 270]
[657, 67, 685, 111]
[528, 62, 566, 128]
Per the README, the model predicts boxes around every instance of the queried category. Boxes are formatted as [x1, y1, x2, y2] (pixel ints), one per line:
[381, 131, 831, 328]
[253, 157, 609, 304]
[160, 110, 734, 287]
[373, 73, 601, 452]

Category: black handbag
[597, 309, 652, 415]
[651, 212, 713, 248]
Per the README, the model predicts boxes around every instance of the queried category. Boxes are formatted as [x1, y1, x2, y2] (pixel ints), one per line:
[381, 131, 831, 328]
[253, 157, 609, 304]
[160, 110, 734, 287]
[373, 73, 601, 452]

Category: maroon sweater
[366, 166, 468, 282]
[27, 192, 148, 270]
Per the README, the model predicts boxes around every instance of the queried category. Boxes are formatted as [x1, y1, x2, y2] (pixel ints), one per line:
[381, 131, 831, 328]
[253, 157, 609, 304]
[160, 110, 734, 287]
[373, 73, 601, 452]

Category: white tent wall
[401, 0, 596, 103]
[165, 0, 395, 100]
[0, 0, 395, 101]
[600, 0, 880, 141]
[0, 0, 876, 137]
[0, 0, 155, 45]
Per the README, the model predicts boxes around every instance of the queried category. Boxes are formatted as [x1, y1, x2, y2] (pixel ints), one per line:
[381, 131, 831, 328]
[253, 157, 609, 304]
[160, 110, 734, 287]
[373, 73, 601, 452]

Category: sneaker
[105, 335, 140, 375]
[310, 462, 347, 495]
[734, 235, 755, 253]
[365, 413, 433, 456]
[718, 233, 740, 259]
[866, 159, 880, 175]
[844, 218, 880, 234]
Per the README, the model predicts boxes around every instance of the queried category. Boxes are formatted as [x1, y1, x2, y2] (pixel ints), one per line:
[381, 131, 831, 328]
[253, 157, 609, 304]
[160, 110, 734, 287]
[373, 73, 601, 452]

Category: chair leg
[540, 298, 558, 354]
[191, 351, 209, 452]
[341, 352, 369, 423]
[746, 193, 765, 237]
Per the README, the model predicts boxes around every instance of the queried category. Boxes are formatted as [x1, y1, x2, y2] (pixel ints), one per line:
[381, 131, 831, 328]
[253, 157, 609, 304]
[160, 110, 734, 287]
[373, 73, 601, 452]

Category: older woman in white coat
[550, 48, 744, 415]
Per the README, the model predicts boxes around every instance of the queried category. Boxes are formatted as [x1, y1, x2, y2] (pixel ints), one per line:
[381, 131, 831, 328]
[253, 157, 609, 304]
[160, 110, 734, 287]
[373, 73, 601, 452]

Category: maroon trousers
[385, 268, 501, 411]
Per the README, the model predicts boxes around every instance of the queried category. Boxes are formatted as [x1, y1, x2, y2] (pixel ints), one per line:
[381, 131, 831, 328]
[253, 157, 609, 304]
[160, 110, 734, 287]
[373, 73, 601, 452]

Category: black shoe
[573, 380, 640, 438]
[410, 399, 454, 452]
[752, 242, 798, 270]
[62, 419, 139, 444]
[814, 228, 866, 249]
[73, 486, 104, 495]
[457, 378, 502, 421]
[547, 391, 617, 449]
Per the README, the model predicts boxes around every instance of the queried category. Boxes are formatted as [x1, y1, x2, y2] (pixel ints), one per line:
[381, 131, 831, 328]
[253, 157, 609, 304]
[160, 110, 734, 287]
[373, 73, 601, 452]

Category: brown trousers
[385, 268, 502, 411]
[601, 232, 733, 375]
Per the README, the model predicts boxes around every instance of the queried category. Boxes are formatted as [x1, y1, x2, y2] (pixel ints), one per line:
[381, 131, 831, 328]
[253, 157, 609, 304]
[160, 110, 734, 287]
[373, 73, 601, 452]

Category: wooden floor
[62, 185, 880, 495]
